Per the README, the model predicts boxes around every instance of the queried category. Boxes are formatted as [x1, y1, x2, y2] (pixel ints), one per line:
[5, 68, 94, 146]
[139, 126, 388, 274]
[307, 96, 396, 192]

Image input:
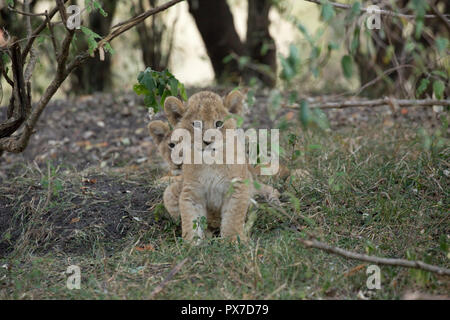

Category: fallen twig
[298, 238, 450, 276]
[285, 98, 450, 110]
[148, 257, 189, 299]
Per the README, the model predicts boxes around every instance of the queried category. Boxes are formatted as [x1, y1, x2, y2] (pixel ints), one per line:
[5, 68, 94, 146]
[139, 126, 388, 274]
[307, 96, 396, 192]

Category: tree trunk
[70, 0, 117, 94]
[187, 0, 246, 84]
[135, 0, 173, 71]
[246, 0, 276, 87]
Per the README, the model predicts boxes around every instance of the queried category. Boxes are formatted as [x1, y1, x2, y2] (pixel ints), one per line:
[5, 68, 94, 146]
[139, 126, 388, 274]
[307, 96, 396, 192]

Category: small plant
[193, 216, 207, 232]
[133, 67, 187, 113]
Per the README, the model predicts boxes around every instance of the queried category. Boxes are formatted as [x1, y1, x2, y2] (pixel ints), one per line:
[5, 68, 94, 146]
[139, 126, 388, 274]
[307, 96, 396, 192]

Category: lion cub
[147, 120, 183, 220]
[148, 119, 280, 224]
[162, 91, 254, 242]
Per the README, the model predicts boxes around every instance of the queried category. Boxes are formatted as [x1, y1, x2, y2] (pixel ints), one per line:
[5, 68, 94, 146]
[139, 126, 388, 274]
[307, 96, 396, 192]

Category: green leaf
[234, 114, 244, 128]
[141, 71, 155, 92]
[435, 37, 449, 55]
[85, 0, 108, 17]
[288, 91, 298, 104]
[328, 41, 339, 51]
[222, 54, 233, 64]
[144, 94, 157, 110]
[279, 55, 295, 81]
[299, 100, 311, 127]
[416, 78, 429, 98]
[288, 44, 300, 68]
[350, 2, 361, 17]
[279, 44, 300, 82]
[1, 53, 10, 64]
[133, 84, 149, 96]
[103, 42, 114, 55]
[297, 23, 313, 44]
[80, 26, 101, 55]
[341, 55, 353, 79]
[431, 70, 448, 79]
[439, 235, 449, 253]
[179, 83, 188, 101]
[432, 80, 445, 100]
[260, 42, 270, 56]
[238, 56, 250, 69]
[414, 19, 424, 39]
[350, 27, 360, 54]
[320, 0, 335, 22]
[169, 78, 178, 96]
[134, 68, 186, 111]
[160, 89, 170, 106]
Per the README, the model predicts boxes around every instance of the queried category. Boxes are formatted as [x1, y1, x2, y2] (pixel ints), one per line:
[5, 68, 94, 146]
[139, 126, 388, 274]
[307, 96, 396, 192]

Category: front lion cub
[165, 91, 251, 242]
[148, 120, 281, 226]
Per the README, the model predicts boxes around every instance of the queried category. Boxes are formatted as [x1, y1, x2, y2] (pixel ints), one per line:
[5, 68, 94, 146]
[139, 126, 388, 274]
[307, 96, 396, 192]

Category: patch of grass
[0, 119, 448, 299]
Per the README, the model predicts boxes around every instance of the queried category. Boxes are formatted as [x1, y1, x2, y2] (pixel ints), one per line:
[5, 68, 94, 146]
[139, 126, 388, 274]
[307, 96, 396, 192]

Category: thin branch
[0, 64, 14, 87]
[299, 238, 450, 276]
[148, 258, 188, 299]
[45, 10, 59, 58]
[430, 0, 450, 34]
[7, 6, 47, 17]
[111, 0, 184, 29]
[66, 0, 185, 75]
[352, 64, 415, 97]
[0, 30, 74, 152]
[286, 98, 450, 110]
[1, 0, 184, 154]
[21, 0, 69, 61]
[23, 0, 37, 83]
[304, 0, 450, 20]
[56, 0, 68, 28]
[0, 41, 31, 139]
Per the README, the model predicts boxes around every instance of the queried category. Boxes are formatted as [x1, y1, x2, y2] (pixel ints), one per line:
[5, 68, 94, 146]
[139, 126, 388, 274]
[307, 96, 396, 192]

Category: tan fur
[148, 120, 181, 175]
[149, 119, 280, 207]
[164, 91, 252, 242]
[148, 120, 183, 220]
[150, 92, 281, 242]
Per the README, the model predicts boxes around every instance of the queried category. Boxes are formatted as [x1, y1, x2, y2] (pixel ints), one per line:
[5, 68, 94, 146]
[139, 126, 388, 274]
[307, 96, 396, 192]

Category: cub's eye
[168, 143, 175, 149]
[192, 120, 202, 129]
[215, 120, 224, 128]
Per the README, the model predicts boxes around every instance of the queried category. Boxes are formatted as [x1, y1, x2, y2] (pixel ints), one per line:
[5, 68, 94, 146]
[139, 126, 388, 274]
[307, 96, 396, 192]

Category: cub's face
[164, 91, 244, 151]
[148, 120, 181, 175]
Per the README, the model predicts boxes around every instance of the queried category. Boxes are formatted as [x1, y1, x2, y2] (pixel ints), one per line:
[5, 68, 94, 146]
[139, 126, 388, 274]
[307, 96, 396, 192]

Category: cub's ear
[224, 90, 244, 115]
[148, 120, 170, 145]
[164, 97, 185, 126]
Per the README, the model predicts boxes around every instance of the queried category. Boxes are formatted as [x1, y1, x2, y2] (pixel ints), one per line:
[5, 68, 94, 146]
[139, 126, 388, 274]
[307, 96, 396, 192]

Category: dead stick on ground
[299, 238, 450, 276]
[285, 98, 450, 110]
[149, 258, 189, 299]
